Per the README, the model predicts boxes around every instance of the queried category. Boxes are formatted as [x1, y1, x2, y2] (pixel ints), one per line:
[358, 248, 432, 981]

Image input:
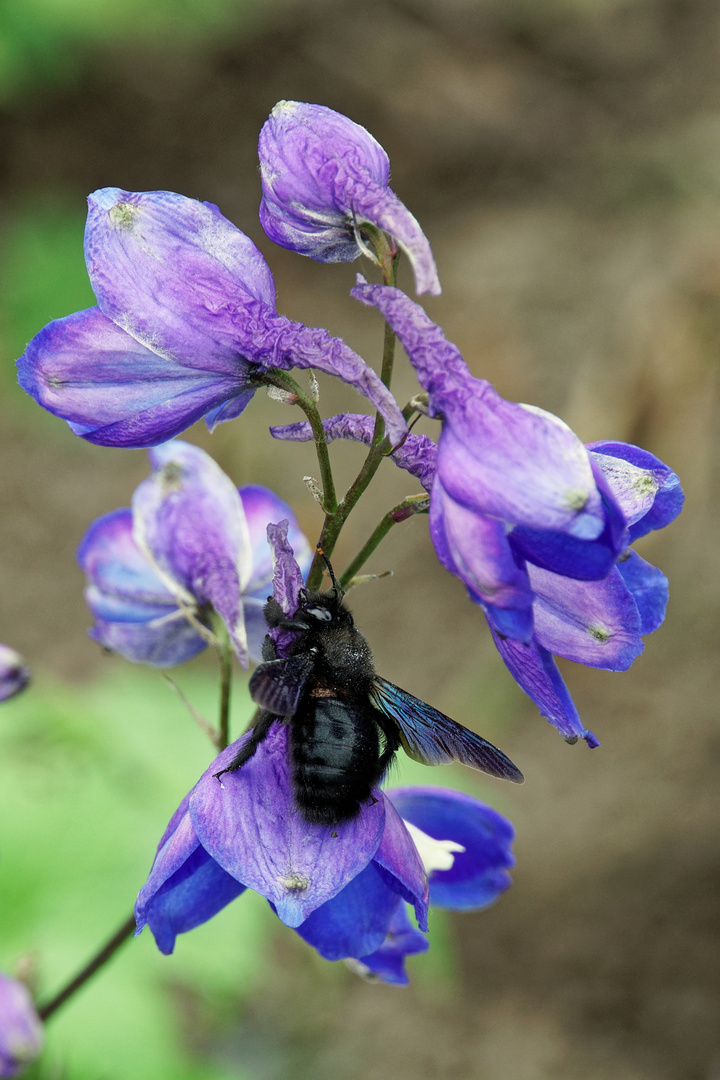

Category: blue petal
[386, 787, 515, 911]
[293, 862, 405, 961]
[616, 549, 669, 635]
[354, 903, 429, 985]
[489, 626, 599, 746]
[140, 845, 246, 955]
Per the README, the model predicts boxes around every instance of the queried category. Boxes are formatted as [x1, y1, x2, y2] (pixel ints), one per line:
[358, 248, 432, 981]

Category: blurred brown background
[0, 0, 718, 1077]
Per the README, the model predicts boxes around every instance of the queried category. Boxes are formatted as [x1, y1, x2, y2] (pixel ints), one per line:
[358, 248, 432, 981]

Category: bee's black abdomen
[291, 697, 383, 825]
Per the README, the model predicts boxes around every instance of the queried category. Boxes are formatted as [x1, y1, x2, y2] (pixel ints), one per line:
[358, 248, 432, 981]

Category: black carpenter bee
[215, 556, 523, 825]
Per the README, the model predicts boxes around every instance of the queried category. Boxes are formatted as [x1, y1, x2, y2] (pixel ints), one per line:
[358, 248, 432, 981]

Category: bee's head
[296, 588, 352, 629]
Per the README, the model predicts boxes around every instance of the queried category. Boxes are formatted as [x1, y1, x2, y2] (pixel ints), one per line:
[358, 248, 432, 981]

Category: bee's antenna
[316, 543, 344, 601]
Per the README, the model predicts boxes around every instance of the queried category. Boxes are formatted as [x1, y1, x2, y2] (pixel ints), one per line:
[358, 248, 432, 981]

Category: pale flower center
[404, 820, 465, 874]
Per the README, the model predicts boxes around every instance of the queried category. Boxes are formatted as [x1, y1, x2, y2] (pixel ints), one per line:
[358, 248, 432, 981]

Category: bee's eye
[306, 607, 333, 622]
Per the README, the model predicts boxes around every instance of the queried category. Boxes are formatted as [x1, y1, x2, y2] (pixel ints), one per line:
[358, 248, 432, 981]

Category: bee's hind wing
[370, 675, 524, 784]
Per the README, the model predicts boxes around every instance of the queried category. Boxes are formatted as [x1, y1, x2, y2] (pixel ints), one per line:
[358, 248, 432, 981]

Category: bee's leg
[372, 708, 402, 775]
[213, 711, 276, 781]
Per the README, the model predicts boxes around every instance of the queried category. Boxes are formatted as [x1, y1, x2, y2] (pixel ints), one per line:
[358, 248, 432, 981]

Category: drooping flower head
[17, 189, 407, 448]
[0, 973, 43, 1078]
[78, 440, 312, 667]
[0, 646, 29, 703]
[271, 394, 681, 748]
[135, 527, 515, 980]
[259, 101, 441, 296]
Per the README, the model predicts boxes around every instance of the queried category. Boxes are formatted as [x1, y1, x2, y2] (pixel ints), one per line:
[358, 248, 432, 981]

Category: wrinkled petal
[270, 412, 438, 492]
[387, 787, 515, 911]
[616, 550, 669, 635]
[293, 866, 404, 961]
[489, 627, 599, 747]
[132, 441, 252, 664]
[265, 519, 307, 656]
[189, 725, 386, 928]
[0, 645, 29, 703]
[352, 280, 605, 537]
[529, 564, 643, 671]
[589, 441, 684, 540]
[240, 485, 313, 598]
[0, 973, 44, 1077]
[259, 101, 440, 295]
[352, 903, 429, 986]
[17, 306, 253, 448]
[430, 479, 534, 628]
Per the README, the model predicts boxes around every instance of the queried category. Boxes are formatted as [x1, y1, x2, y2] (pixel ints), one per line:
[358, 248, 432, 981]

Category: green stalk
[217, 621, 233, 752]
[38, 914, 137, 1021]
[340, 494, 430, 587]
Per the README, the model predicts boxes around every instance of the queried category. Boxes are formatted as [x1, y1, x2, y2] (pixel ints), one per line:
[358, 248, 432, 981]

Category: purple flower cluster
[13, 99, 683, 991]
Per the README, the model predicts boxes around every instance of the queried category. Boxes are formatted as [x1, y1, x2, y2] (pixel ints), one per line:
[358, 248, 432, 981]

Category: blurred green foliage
[0, 667, 273, 1080]
[0, 0, 283, 101]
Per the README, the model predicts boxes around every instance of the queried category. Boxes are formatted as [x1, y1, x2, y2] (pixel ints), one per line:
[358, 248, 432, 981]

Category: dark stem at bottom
[37, 913, 137, 1021]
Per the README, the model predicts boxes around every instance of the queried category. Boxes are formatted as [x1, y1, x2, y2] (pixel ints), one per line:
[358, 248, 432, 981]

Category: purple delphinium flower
[135, 524, 515, 977]
[0, 973, 43, 1078]
[259, 101, 441, 296]
[17, 188, 406, 448]
[77, 440, 311, 667]
[272, 411, 681, 746]
[0, 646, 29, 703]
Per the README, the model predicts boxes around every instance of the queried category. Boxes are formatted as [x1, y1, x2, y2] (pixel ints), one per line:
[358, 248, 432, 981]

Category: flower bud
[0, 973, 43, 1077]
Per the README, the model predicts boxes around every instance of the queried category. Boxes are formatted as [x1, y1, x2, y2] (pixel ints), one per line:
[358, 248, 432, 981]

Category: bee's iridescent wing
[249, 653, 315, 716]
[370, 675, 524, 783]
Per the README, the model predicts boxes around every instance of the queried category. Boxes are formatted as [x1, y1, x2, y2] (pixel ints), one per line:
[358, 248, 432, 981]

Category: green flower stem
[37, 913, 137, 1022]
[340, 494, 430, 588]
[217, 621, 233, 752]
[263, 370, 338, 516]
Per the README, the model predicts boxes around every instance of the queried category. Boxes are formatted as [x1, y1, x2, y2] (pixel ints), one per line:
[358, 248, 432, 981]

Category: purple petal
[239, 485, 313, 598]
[132, 441, 251, 664]
[353, 903, 429, 986]
[353, 281, 604, 537]
[189, 724, 386, 928]
[529, 564, 643, 671]
[616, 549, 669, 635]
[0, 645, 29, 703]
[372, 796, 429, 931]
[0, 973, 44, 1076]
[246, 310, 407, 446]
[138, 846, 246, 956]
[266, 518, 305, 614]
[17, 307, 253, 447]
[430, 480, 534, 628]
[88, 611, 207, 667]
[86, 188, 276, 368]
[259, 101, 440, 295]
[136, 806, 203, 926]
[588, 441, 684, 540]
[489, 627, 599, 747]
[271, 413, 438, 492]
[386, 787, 514, 911]
[293, 868, 404, 961]
[78, 508, 176, 609]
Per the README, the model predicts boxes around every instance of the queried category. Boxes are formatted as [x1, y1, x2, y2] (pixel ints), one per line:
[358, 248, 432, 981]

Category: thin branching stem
[38, 914, 137, 1022]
